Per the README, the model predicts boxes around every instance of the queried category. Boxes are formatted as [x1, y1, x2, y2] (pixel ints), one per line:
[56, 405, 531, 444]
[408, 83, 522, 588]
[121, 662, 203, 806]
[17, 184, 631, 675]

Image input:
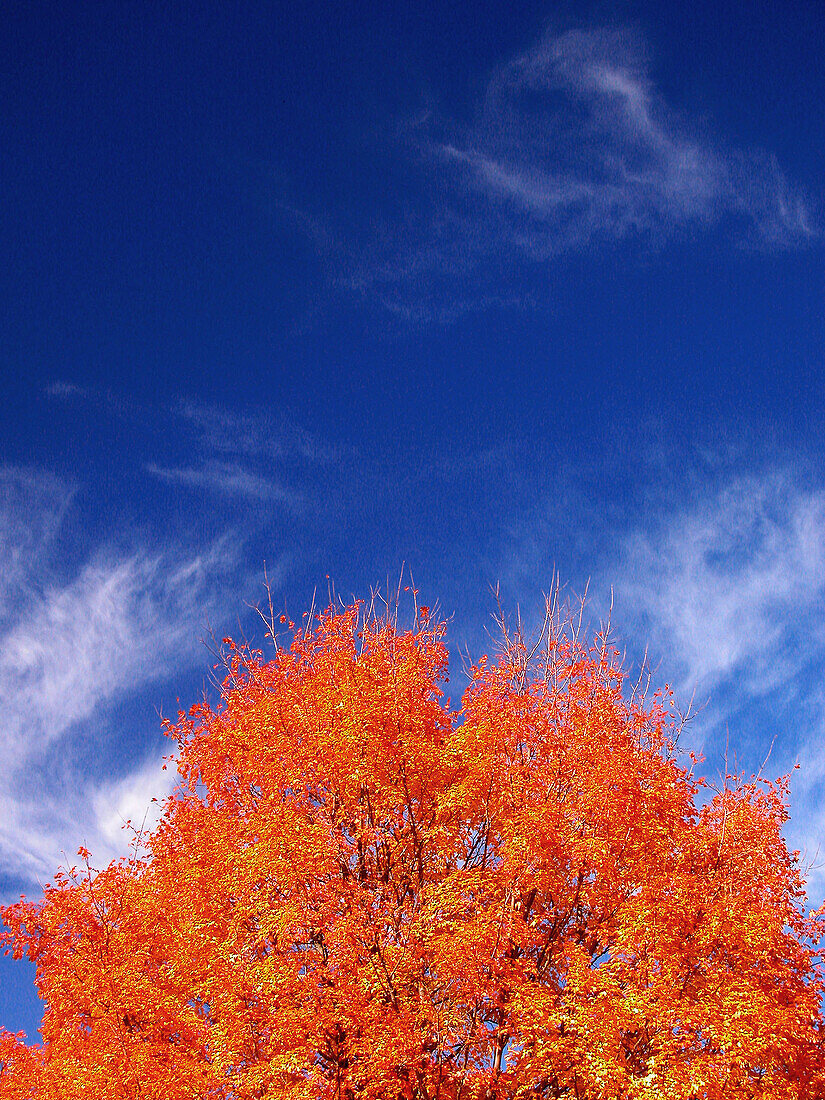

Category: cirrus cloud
[355, 25, 816, 318]
[0, 469, 247, 887]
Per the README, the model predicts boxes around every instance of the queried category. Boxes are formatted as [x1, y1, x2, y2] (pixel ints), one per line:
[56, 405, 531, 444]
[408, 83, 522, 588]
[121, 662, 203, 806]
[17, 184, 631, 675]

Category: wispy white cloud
[612, 468, 825, 906]
[617, 471, 825, 695]
[0, 468, 243, 885]
[789, 696, 825, 904]
[89, 753, 173, 862]
[0, 541, 234, 752]
[489, 458, 825, 904]
[44, 385, 331, 509]
[150, 401, 338, 508]
[175, 400, 334, 465]
[0, 468, 75, 619]
[146, 459, 303, 507]
[358, 26, 815, 316]
[447, 26, 813, 247]
[144, 401, 335, 507]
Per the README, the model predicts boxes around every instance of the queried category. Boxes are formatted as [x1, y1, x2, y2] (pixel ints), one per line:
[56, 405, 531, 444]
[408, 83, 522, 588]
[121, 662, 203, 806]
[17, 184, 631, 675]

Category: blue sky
[2, 1, 825, 1038]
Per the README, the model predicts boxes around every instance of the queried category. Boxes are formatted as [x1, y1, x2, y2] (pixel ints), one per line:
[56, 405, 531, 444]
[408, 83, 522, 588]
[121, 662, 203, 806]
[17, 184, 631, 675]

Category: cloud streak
[0, 468, 75, 619]
[617, 471, 825, 696]
[611, 465, 825, 905]
[494, 460, 825, 903]
[175, 400, 334, 465]
[144, 400, 334, 506]
[487, 456, 825, 906]
[146, 459, 303, 507]
[448, 26, 813, 245]
[0, 469, 242, 885]
[43, 385, 331, 510]
[358, 26, 815, 317]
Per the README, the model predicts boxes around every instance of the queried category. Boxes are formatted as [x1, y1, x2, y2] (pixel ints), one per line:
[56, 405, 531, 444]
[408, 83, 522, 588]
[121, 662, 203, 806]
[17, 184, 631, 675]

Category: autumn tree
[1, 594, 824, 1099]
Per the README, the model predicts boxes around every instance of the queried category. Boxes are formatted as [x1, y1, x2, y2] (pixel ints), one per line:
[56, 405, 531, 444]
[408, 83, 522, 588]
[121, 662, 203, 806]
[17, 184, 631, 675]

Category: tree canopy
[2, 598, 824, 1098]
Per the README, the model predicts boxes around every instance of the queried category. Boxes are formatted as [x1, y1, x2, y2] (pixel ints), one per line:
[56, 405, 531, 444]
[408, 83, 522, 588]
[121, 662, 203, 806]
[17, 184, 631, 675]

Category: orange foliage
[1, 600, 824, 1098]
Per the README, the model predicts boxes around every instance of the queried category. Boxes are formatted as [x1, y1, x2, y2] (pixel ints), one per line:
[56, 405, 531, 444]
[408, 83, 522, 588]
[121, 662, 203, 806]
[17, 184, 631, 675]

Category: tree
[1, 596, 824, 1099]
